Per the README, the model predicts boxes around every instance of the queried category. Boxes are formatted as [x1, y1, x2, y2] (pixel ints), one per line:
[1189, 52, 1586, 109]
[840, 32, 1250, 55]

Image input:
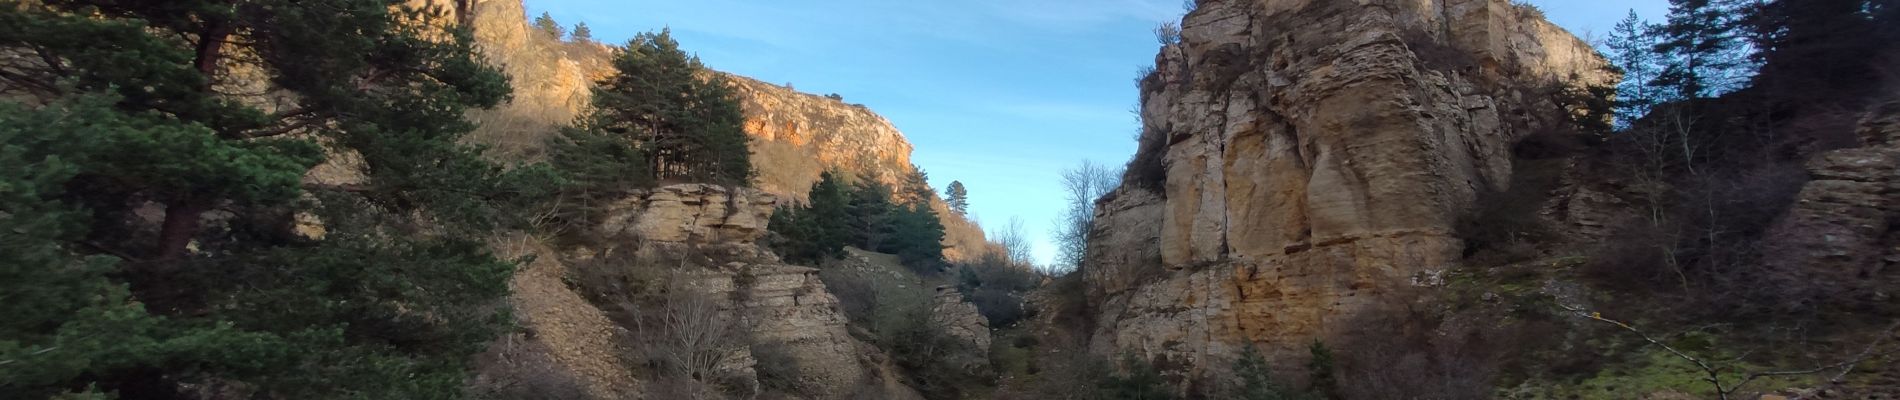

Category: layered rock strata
[1761, 101, 1900, 304]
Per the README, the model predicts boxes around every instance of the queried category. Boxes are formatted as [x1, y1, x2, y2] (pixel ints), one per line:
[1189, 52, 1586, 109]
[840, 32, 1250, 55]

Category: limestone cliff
[725, 76, 999, 262]
[1082, 0, 1610, 375]
[454, 0, 996, 261]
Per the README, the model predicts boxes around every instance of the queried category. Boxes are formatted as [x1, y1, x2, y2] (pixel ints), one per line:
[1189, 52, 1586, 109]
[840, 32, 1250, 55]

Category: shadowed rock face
[1761, 101, 1900, 306]
[1083, 0, 1609, 376]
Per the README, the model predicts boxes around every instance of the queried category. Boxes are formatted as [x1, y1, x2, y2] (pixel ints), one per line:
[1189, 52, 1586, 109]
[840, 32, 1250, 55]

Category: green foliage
[1606, 10, 1667, 128]
[1102, 354, 1176, 400]
[570, 22, 592, 42]
[945, 180, 969, 215]
[534, 12, 565, 39]
[181, 198, 515, 397]
[547, 126, 650, 226]
[768, 171, 852, 264]
[847, 177, 898, 250]
[896, 169, 936, 206]
[1306, 341, 1338, 399]
[1228, 344, 1317, 400]
[884, 203, 948, 272]
[1650, 0, 1756, 98]
[581, 29, 752, 185]
[0, 102, 281, 399]
[771, 171, 945, 271]
[0, 1, 532, 397]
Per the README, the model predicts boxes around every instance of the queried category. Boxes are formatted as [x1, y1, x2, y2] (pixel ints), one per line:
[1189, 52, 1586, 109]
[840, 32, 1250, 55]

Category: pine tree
[580, 29, 752, 185]
[769, 171, 852, 264]
[885, 203, 947, 272]
[897, 169, 936, 206]
[1746, 0, 1889, 104]
[848, 178, 898, 250]
[572, 22, 593, 42]
[946, 180, 970, 215]
[534, 12, 565, 39]
[1306, 341, 1339, 399]
[0, 1, 538, 397]
[1651, 0, 1756, 99]
[1606, 10, 1668, 127]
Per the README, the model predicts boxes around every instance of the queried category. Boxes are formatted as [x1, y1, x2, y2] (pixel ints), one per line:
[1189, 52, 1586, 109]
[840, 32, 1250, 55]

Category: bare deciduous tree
[1052, 160, 1122, 274]
[990, 216, 1034, 268]
[637, 273, 746, 389]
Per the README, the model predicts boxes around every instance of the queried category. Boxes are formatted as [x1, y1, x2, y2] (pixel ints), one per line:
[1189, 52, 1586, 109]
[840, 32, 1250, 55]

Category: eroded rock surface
[931, 286, 994, 376]
[1083, 0, 1609, 376]
[594, 184, 778, 244]
[1761, 101, 1900, 304]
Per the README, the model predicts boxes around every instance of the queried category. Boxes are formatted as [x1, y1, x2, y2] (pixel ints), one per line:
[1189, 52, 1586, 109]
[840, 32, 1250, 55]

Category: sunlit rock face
[452, 0, 996, 261]
[1082, 0, 1610, 379]
[724, 76, 1003, 262]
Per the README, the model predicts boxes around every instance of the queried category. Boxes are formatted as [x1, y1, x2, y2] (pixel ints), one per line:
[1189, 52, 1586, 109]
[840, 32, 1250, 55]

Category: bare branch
[1567, 306, 1900, 399]
[0, 346, 62, 366]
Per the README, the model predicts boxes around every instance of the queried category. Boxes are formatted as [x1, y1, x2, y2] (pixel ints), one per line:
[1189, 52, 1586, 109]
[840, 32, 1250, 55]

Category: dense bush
[816, 265, 984, 400]
[1101, 354, 1177, 400]
[770, 171, 947, 272]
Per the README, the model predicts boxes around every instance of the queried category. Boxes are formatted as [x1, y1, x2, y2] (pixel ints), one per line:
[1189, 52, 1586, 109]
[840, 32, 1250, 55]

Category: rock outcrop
[593, 184, 777, 244]
[931, 286, 995, 376]
[1761, 101, 1900, 304]
[485, 184, 925, 399]
[1082, 0, 1610, 376]
[728, 76, 917, 200]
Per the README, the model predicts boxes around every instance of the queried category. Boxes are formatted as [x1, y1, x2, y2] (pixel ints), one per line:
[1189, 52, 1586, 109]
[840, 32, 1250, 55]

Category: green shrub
[1102, 354, 1176, 400]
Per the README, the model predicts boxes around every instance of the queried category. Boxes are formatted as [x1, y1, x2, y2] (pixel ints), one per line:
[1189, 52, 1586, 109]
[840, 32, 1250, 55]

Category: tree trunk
[154, 198, 209, 261]
[194, 23, 231, 83]
[150, 23, 230, 261]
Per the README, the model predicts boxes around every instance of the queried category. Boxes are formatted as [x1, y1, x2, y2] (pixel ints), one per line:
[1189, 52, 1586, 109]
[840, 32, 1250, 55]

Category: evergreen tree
[1306, 341, 1339, 399]
[896, 169, 936, 206]
[884, 203, 948, 272]
[580, 29, 752, 185]
[1606, 10, 1668, 128]
[547, 125, 651, 225]
[769, 171, 852, 264]
[0, 1, 540, 397]
[945, 180, 970, 215]
[534, 12, 565, 39]
[1746, 0, 1891, 105]
[572, 22, 593, 42]
[1234, 344, 1283, 400]
[1651, 0, 1756, 99]
[848, 178, 898, 250]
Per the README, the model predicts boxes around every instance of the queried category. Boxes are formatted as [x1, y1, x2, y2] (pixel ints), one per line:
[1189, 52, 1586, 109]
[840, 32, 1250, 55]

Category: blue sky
[525, 0, 1667, 266]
